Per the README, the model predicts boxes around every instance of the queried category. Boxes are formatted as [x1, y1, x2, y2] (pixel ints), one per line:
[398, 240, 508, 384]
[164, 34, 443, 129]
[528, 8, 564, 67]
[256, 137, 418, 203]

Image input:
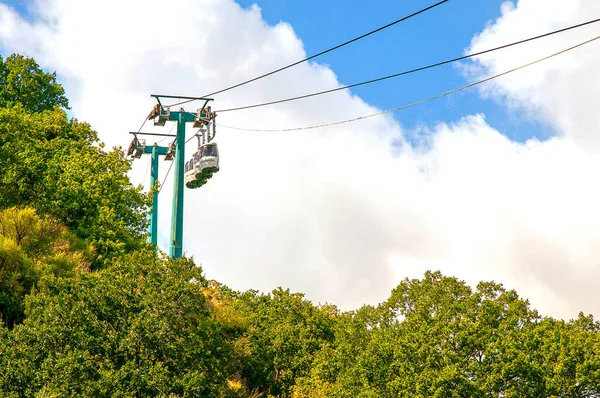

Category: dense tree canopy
[0, 252, 233, 397]
[0, 54, 69, 112]
[292, 272, 600, 397]
[225, 288, 337, 397]
[0, 101, 149, 268]
[1, 52, 599, 397]
[0, 207, 88, 328]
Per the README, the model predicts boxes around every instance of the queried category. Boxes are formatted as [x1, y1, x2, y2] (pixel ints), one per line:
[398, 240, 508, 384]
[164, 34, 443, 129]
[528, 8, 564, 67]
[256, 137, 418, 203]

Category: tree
[225, 288, 337, 397]
[0, 53, 148, 267]
[0, 105, 149, 268]
[0, 54, 69, 112]
[0, 252, 234, 397]
[292, 306, 379, 398]
[1, 51, 599, 397]
[294, 271, 600, 397]
[0, 232, 35, 329]
[0, 207, 88, 327]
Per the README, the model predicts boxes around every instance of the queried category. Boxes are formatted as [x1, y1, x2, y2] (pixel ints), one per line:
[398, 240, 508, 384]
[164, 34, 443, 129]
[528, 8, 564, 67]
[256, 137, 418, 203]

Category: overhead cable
[218, 35, 600, 132]
[186, 133, 197, 144]
[159, 161, 175, 193]
[135, 117, 147, 134]
[142, 157, 151, 185]
[165, 0, 449, 107]
[216, 17, 600, 113]
[161, 122, 176, 142]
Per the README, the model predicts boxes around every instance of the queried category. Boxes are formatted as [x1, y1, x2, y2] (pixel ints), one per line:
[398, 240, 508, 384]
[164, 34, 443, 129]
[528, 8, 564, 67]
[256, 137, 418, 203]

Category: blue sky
[1, 0, 550, 142]
[1, 0, 27, 18]
[234, 0, 550, 142]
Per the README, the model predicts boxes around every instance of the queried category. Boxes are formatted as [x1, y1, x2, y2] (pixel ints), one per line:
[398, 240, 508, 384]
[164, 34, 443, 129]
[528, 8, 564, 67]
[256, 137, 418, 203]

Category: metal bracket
[164, 141, 176, 161]
[126, 135, 146, 159]
[193, 105, 215, 128]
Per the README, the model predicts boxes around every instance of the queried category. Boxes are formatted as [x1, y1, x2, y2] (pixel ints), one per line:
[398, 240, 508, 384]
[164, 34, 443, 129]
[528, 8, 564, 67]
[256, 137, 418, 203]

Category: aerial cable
[159, 161, 175, 193]
[165, 0, 449, 107]
[215, 17, 600, 113]
[218, 35, 600, 133]
[156, 122, 176, 145]
[154, 136, 168, 145]
[142, 157, 152, 186]
[186, 131, 200, 144]
[135, 117, 148, 134]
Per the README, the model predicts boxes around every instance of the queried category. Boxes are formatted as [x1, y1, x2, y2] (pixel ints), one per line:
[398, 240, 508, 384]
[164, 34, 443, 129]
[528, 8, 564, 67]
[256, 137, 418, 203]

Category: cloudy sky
[1, 0, 600, 320]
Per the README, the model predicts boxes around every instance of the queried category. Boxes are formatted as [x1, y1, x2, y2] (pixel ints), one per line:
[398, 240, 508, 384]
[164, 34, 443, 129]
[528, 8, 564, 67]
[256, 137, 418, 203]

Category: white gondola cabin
[184, 142, 219, 189]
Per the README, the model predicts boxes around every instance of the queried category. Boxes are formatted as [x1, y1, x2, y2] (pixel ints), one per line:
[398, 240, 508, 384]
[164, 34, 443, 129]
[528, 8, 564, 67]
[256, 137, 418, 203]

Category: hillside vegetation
[1, 54, 599, 397]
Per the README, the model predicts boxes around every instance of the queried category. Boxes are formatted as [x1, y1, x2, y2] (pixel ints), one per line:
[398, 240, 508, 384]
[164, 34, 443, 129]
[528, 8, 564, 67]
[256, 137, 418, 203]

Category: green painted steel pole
[149, 144, 159, 248]
[169, 113, 186, 258]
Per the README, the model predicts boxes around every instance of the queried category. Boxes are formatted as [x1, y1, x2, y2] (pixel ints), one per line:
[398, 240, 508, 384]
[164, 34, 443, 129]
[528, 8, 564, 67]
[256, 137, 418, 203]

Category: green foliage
[0, 207, 88, 327]
[294, 271, 600, 397]
[0, 105, 149, 267]
[0, 252, 233, 397]
[0, 54, 69, 112]
[0, 233, 34, 328]
[224, 288, 337, 398]
[0, 54, 147, 266]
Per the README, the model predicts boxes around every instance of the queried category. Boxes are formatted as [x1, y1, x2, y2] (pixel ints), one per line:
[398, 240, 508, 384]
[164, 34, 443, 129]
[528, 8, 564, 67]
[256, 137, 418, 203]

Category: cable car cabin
[184, 159, 206, 189]
[197, 142, 219, 175]
[184, 142, 220, 189]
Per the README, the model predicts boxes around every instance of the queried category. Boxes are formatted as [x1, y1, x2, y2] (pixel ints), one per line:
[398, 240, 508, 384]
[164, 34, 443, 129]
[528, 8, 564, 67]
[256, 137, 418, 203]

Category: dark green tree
[0, 252, 233, 397]
[226, 288, 337, 397]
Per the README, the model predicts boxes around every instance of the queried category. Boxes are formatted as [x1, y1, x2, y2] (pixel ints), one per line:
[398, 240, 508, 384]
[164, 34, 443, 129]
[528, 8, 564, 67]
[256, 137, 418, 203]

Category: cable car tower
[127, 94, 217, 259]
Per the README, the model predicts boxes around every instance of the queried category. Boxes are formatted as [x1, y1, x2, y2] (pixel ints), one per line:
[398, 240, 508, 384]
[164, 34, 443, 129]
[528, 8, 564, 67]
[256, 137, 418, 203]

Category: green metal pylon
[170, 112, 186, 258]
[150, 145, 160, 247]
[144, 144, 169, 248]
[167, 110, 198, 258]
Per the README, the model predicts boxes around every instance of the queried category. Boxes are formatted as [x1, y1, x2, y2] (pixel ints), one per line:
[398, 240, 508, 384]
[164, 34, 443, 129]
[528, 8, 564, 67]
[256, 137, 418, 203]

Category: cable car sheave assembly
[127, 95, 219, 258]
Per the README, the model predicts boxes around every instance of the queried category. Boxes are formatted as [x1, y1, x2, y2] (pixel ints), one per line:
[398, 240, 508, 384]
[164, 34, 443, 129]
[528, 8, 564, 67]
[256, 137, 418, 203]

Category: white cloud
[467, 0, 600, 148]
[1, 0, 600, 320]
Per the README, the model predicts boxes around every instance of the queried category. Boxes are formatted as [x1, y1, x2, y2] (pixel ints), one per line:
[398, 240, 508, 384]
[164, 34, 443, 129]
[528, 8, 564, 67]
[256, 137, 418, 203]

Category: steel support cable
[164, 0, 449, 107]
[155, 122, 176, 145]
[142, 157, 152, 185]
[135, 117, 147, 134]
[186, 132, 200, 144]
[158, 161, 174, 193]
[215, 18, 600, 113]
[218, 35, 600, 132]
